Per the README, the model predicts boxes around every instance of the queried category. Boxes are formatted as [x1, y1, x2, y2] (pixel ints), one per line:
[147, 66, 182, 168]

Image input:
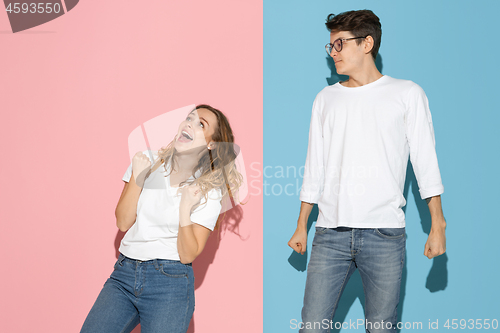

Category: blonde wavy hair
[149, 104, 243, 228]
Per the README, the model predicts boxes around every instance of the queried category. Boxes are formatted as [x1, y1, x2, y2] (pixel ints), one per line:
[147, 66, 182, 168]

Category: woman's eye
[199, 122, 204, 128]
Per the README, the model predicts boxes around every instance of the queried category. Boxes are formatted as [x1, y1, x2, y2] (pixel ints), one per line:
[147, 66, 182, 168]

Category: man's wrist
[297, 218, 308, 228]
[430, 217, 446, 231]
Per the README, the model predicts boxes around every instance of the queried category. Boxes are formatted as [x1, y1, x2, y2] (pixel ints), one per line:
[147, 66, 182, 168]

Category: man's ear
[364, 35, 374, 55]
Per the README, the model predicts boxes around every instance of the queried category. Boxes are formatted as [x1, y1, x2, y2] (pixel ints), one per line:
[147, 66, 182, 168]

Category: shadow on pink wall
[113, 205, 244, 332]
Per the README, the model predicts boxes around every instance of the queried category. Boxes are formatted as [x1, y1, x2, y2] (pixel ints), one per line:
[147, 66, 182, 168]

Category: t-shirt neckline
[336, 75, 388, 90]
[163, 161, 197, 190]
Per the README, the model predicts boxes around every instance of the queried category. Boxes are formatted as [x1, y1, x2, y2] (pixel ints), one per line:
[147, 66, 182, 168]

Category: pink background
[0, 1, 262, 332]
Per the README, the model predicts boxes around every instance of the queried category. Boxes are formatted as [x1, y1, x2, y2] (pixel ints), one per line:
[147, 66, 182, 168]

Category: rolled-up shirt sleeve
[299, 95, 325, 204]
[405, 84, 444, 200]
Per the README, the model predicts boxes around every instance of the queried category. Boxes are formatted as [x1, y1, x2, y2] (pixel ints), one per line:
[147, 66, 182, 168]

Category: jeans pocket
[315, 227, 328, 235]
[160, 264, 188, 278]
[375, 227, 405, 239]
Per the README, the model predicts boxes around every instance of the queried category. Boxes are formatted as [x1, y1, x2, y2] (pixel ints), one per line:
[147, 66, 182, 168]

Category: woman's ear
[207, 141, 217, 150]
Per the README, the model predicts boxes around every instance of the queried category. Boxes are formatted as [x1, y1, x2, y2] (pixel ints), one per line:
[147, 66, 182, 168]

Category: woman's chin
[174, 142, 206, 154]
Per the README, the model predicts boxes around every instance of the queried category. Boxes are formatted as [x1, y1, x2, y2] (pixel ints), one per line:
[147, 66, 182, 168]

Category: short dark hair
[325, 9, 382, 60]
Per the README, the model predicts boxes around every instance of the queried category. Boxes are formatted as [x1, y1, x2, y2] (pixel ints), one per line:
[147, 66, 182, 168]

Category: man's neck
[341, 62, 383, 88]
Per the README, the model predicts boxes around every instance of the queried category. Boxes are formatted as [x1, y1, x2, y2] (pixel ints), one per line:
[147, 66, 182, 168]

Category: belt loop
[118, 253, 125, 266]
[153, 258, 159, 270]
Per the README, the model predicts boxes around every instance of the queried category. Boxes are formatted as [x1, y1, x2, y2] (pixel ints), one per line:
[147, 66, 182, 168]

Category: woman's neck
[172, 148, 205, 175]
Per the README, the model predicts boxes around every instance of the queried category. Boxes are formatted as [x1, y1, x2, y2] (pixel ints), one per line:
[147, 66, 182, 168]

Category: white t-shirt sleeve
[299, 94, 325, 204]
[122, 161, 133, 182]
[190, 189, 222, 231]
[405, 84, 444, 199]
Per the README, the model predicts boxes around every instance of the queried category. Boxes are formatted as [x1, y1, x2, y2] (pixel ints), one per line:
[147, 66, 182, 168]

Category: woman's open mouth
[178, 130, 193, 143]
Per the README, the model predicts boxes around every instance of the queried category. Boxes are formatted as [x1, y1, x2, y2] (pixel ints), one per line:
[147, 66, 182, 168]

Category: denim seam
[401, 240, 406, 267]
[330, 260, 354, 324]
[350, 229, 355, 258]
[359, 268, 367, 320]
[119, 313, 139, 333]
[134, 263, 144, 297]
[182, 275, 190, 332]
[352, 229, 363, 257]
[393, 243, 405, 323]
[357, 231, 363, 257]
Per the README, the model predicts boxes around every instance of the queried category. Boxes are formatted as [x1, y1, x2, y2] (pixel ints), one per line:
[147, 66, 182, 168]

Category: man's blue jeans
[300, 227, 406, 333]
[80, 253, 195, 333]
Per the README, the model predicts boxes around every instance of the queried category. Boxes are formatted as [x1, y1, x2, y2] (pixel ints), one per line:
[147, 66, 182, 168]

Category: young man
[288, 9, 446, 333]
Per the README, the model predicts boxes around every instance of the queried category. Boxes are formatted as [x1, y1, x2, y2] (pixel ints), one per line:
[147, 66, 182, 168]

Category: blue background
[264, 0, 500, 332]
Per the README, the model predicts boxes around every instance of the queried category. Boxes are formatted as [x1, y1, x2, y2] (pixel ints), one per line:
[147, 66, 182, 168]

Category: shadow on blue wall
[286, 53, 448, 331]
[404, 162, 449, 294]
[325, 53, 383, 86]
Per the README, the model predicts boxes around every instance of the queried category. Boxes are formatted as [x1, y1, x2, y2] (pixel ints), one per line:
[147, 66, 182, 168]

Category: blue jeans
[300, 227, 406, 333]
[80, 253, 195, 333]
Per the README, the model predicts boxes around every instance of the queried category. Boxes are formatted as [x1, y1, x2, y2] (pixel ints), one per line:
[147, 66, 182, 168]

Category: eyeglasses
[325, 36, 368, 55]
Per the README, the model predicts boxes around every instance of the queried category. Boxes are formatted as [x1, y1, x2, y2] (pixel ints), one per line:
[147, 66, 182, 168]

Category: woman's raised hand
[180, 184, 203, 212]
[132, 151, 151, 186]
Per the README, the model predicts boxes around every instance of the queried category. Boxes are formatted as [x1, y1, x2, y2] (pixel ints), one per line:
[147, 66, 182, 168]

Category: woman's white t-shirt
[119, 151, 222, 261]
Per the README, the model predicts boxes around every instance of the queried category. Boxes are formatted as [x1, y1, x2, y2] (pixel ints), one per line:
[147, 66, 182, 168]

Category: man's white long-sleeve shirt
[299, 75, 444, 228]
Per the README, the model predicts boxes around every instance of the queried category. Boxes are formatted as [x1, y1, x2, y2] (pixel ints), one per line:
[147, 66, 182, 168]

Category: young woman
[80, 104, 242, 333]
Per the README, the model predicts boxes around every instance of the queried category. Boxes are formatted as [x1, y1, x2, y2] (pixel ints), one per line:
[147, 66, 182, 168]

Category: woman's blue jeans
[80, 253, 195, 333]
[300, 227, 406, 333]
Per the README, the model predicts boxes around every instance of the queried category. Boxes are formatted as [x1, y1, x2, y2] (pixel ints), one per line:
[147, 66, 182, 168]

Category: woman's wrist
[179, 203, 192, 214]
[179, 207, 192, 227]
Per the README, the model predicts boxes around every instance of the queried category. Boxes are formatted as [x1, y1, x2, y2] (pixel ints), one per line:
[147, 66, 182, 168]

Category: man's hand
[424, 196, 447, 259]
[424, 223, 446, 259]
[288, 226, 308, 255]
[289, 202, 315, 255]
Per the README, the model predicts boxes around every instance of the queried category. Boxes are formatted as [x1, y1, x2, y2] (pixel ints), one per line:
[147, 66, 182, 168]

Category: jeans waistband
[118, 253, 192, 267]
[327, 227, 405, 232]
